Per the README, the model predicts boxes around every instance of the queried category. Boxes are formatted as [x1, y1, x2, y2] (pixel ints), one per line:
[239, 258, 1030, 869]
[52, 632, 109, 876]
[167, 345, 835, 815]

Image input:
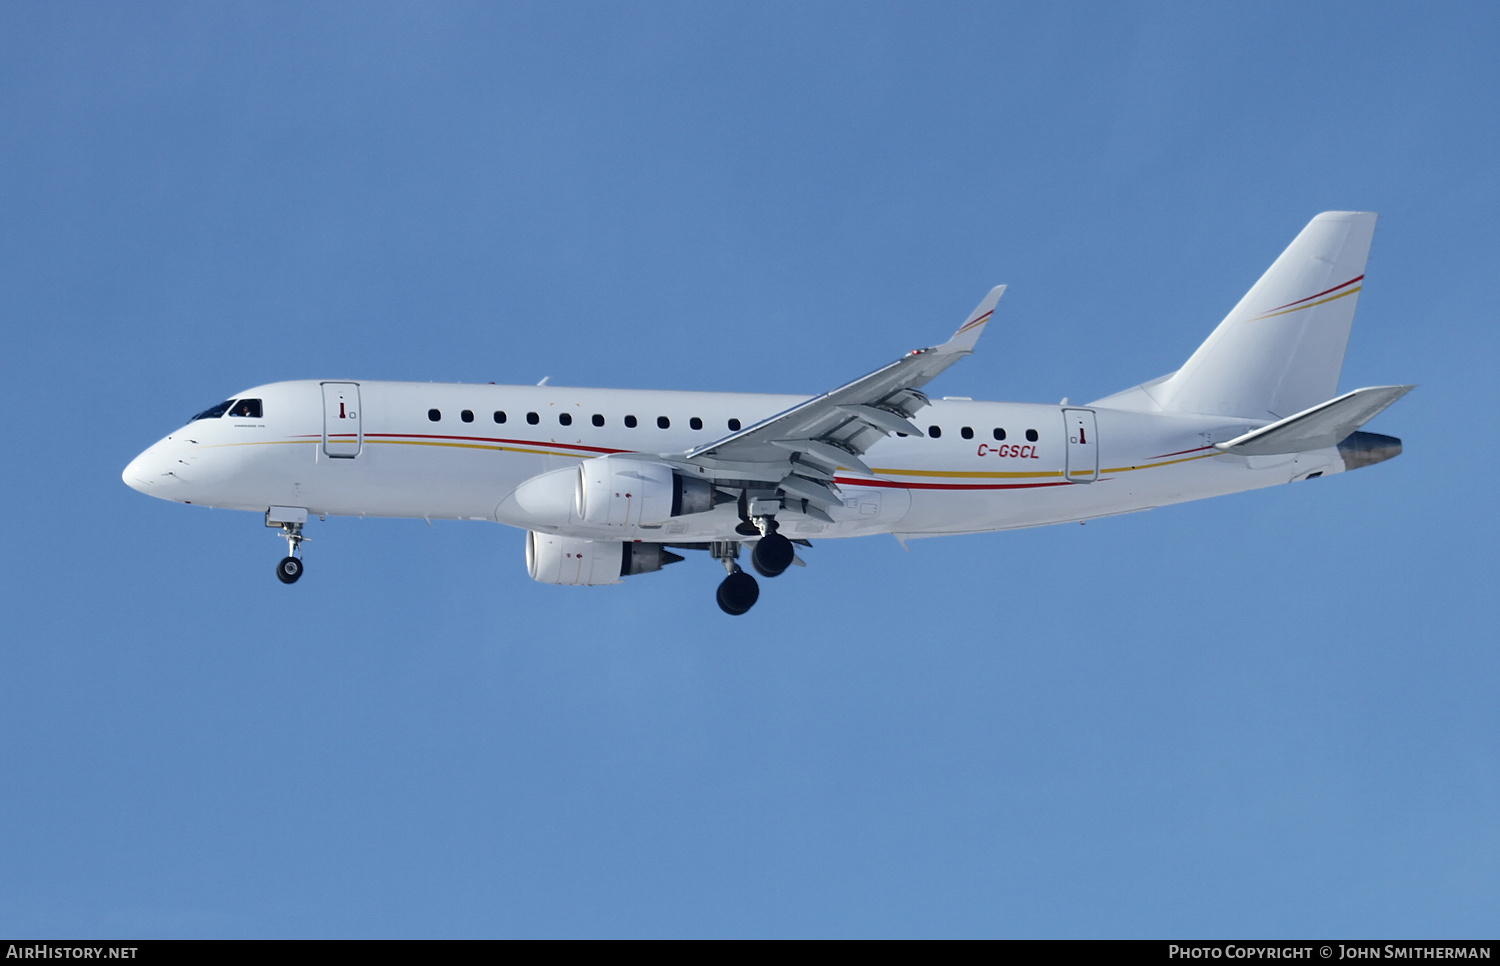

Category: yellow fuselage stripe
[200, 437, 1222, 479]
[869, 466, 1062, 479]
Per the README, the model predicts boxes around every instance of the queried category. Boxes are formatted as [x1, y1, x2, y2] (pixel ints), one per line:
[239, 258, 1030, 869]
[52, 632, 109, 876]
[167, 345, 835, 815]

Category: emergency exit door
[1063, 408, 1097, 483]
[322, 382, 362, 458]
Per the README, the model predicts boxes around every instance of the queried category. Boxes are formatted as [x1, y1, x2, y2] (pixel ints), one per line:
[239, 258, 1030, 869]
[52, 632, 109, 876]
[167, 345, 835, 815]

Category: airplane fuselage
[123, 378, 1348, 542]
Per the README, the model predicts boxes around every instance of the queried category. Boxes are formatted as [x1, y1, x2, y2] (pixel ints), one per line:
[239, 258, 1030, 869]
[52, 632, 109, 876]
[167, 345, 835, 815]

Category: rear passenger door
[1063, 408, 1097, 483]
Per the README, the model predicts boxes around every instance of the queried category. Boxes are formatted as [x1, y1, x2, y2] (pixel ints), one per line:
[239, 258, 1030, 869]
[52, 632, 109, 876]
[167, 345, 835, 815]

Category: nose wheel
[273, 521, 306, 584]
[276, 555, 304, 584]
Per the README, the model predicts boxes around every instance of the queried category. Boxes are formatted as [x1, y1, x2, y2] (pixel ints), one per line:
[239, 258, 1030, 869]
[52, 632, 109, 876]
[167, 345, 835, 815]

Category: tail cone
[1338, 431, 1402, 470]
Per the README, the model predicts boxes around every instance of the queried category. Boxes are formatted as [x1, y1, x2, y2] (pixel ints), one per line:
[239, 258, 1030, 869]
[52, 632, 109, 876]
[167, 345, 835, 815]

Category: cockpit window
[191, 399, 235, 421]
[228, 399, 262, 419]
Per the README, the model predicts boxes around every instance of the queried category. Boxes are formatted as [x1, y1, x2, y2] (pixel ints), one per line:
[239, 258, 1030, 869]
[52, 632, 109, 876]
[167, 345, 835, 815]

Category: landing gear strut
[712, 541, 758, 615]
[274, 521, 305, 584]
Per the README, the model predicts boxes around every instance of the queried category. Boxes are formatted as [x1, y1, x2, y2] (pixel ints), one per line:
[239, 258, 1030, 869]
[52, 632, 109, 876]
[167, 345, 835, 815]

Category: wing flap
[838, 404, 925, 437]
[777, 473, 843, 508]
[769, 438, 873, 476]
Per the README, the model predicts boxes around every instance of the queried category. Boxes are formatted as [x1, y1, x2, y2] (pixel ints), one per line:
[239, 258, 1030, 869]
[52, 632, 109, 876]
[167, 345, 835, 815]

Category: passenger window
[428, 409, 441, 422]
[690, 417, 703, 430]
[657, 416, 670, 429]
[993, 428, 1006, 440]
[191, 400, 235, 421]
[929, 425, 942, 438]
[1026, 429, 1038, 442]
[559, 413, 572, 426]
[461, 410, 474, 423]
[527, 412, 539, 425]
[960, 426, 973, 440]
[592, 414, 605, 427]
[494, 411, 506, 424]
[625, 415, 638, 428]
[229, 399, 262, 419]
[728, 418, 741, 431]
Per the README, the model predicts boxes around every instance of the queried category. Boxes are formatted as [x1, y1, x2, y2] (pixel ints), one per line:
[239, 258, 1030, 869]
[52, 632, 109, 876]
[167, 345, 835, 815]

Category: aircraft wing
[676, 286, 1004, 500]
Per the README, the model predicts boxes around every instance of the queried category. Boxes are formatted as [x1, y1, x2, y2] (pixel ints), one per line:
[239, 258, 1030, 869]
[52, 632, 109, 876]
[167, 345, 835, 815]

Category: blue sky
[1, 1, 1495, 937]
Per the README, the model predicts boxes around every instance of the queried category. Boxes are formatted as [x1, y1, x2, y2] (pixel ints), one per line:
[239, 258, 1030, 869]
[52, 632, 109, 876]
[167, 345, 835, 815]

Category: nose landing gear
[265, 507, 310, 585]
[274, 521, 306, 584]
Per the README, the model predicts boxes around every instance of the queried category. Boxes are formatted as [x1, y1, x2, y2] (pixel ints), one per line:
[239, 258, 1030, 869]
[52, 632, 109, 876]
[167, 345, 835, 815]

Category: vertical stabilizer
[1157, 212, 1377, 419]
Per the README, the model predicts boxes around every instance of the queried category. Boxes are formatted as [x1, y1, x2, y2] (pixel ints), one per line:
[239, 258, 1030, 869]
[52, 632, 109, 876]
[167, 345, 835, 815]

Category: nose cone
[122, 442, 182, 498]
[122, 451, 155, 494]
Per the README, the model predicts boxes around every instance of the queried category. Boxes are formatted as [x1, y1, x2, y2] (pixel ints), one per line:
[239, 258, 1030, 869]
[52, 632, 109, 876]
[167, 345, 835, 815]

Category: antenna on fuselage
[537, 376, 550, 386]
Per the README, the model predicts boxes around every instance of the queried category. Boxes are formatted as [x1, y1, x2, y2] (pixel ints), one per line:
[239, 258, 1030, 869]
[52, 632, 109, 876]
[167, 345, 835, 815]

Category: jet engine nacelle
[575, 457, 715, 528]
[497, 457, 716, 532]
[526, 532, 685, 586]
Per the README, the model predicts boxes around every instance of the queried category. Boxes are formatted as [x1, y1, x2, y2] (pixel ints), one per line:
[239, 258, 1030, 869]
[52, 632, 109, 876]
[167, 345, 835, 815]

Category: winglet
[941, 285, 1005, 354]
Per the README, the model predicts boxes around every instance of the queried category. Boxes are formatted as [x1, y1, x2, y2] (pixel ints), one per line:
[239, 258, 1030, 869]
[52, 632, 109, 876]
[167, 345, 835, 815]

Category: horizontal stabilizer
[1215, 385, 1414, 456]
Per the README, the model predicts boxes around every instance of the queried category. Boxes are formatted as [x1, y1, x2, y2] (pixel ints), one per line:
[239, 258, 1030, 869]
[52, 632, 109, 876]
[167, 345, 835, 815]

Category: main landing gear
[711, 514, 800, 615]
[712, 541, 759, 615]
[750, 529, 794, 578]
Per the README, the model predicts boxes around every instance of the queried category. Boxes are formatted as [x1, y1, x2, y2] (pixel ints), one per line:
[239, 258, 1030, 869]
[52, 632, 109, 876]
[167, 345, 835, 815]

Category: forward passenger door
[322, 382, 362, 458]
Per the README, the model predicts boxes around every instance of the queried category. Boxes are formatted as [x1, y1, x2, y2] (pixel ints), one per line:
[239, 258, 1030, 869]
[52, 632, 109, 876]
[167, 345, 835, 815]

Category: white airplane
[124, 212, 1411, 614]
